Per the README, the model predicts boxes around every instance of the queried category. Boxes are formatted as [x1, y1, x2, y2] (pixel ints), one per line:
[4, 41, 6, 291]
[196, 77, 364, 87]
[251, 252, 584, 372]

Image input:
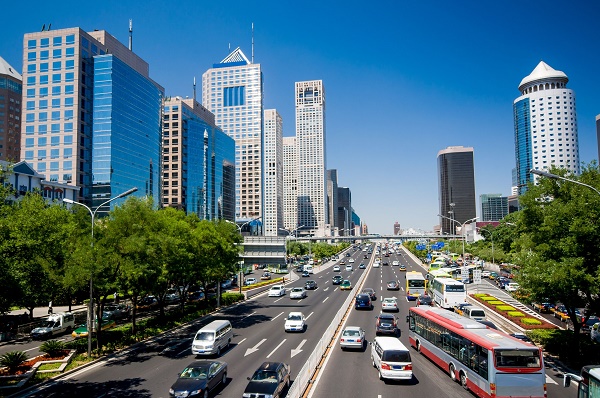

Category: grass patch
[37, 362, 62, 371]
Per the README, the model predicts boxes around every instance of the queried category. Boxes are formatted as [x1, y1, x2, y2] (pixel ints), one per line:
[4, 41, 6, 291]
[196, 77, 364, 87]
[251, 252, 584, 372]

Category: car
[188, 290, 205, 302]
[243, 362, 290, 398]
[386, 280, 399, 290]
[532, 301, 555, 313]
[103, 303, 131, 321]
[332, 275, 343, 285]
[268, 285, 286, 297]
[361, 288, 377, 301]
[165, 290, 181, 304]
[348, 258, 355, 263]
[345, 264, 353, 271]
[373, 262, 380, 268]
[416, 294, 433, 306]
[553, 305, 573, 322]
[289, 287, 307, 299]
[245, 277, 257, 286]
[301, 271, 310, 277]
[72, 316, 116, 339]
[453, 303, 472, 316]
[340, 326, 366, 350]
[261, 272, 272, 280]
[296, 265, 304, 272]
[382, 261, 389, 266]
[339, 260, 346, 266]
[481, 270, 491, 278]
[364, 254, 369, 259]
[477, 320, 499, 329]
[284, 312, 306, 332]
[137, 295, 159, 311]
[505, 282, 520, 292]
[333, 265, 341, 272]
[582, 316, 600, 334]
[375, 313, 399, 336]
[392, 260, 399, 266]
[359, 263, 366, 269]
[220, 279, 233, 289]
[381, 297, 399, 312]
[355, 293, 373, 310]
[169, 360, 228, 398]
[489, 271, 499, 280]
[509, 333, 533, 343]
[340, 280, 352, 290]
[304, 280, 317, 290]
[399, 264, 407, 271]
[497, 278, 510, 289]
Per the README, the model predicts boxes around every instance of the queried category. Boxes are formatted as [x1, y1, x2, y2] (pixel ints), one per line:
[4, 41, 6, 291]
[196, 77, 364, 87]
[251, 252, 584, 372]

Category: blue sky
[2, 1, 599, 234]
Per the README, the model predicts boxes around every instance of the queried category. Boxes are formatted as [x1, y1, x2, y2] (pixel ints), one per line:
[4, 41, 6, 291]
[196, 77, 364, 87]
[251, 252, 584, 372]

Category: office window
[27, 64, 36, 73]
[27, 52, 36, 61]
[38, 149, 47, 159]
[39, 125, 47, 134]
[64, 135, 73, 145]
[52, 86, 61, 96]
[26, 101, 35, 111]
[51, 136, 60, 146]
[40, 38, 49, 48]
[39, 112, 47, 122]
[53, 36, 62, 46]
[63, 148, 72, 157]
[49, 149, 59, 158]
[26, 76, 35, 86]
[39, 99, 48, 109]
[66, 34, 75, 45]
[51, 123, 60, 133]
[40, 87, 48, 97]
[25, 150, 34, 159]
[40, 50, 49, 60]
[26, 89, 35, 98]
[64, 122, 73, 132]
[38, 137, 47, 146]
[50, 161, 59, 171]
[66, 47, 74, 57]
[37, 162, 46, 172]
[52, 98, 60, 108]
[64, 110, 73, 120]
[52, 74, 61, 83]
[52, 111, 60, 121]
[53, 49, 62, 59]
[63, 161, 72, 170]
[65, 97, 73, 107]
[28, 39, 36, 49]
[40, 75, 48, 85]
[65, 72, 74, 82]
[65, 85, 74, 94]
[65, 60, 74, 70]
[52, 61, 61, 71]
[25, 126, 34, 134]
[49, 174, 58, 182]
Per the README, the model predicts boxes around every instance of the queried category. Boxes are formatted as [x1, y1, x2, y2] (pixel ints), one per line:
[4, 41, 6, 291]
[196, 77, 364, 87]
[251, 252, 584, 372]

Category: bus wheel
[449, 364, 457, 381]
[460, 372, 468, 389]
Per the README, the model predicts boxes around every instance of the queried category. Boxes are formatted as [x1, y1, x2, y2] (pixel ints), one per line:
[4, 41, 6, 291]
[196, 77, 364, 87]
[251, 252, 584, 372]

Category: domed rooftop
[519, 61, 567, 90]
[0, 56, 21, 80]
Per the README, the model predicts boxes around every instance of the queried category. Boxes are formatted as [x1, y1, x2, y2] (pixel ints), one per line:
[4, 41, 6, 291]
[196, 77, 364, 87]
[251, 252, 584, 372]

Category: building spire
[128, 19, 133, 51]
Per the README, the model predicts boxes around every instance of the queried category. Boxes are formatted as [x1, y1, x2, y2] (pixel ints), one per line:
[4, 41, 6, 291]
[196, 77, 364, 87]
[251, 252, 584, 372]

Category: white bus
[431, 277, 466, 309]
[426, 269, 452, 295]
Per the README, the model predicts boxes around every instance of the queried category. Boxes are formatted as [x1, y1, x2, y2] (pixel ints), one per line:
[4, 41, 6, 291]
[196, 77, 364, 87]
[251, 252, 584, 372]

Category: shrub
[473, 293, 488, 298]
[496, 305, 516, 311]
[507, 311, 525, 317]
[40, 340, 66, 357]
[0, 351, 28, 372]
[480, 296, 497, 301]
[489, 301, 505, 305]
[221, 293, 244, 306]
[521, 318, 542, 325]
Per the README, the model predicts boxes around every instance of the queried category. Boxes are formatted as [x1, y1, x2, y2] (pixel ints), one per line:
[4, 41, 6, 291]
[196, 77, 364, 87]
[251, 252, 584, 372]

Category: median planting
[471, 293, 556, 330]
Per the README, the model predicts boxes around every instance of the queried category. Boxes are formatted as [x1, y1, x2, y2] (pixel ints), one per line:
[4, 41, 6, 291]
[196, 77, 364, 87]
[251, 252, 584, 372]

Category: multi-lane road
[8, 244, 576, 397]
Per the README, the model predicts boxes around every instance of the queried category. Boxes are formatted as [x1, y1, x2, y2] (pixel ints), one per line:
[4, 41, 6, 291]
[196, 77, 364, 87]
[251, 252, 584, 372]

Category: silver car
[340, 326, 366, 350]
[290, 287, 307, 299]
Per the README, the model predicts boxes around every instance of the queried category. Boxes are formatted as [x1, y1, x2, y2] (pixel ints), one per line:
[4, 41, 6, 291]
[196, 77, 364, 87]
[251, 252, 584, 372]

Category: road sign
[461, 267, 469, 283]
[472, 269, 482, 284]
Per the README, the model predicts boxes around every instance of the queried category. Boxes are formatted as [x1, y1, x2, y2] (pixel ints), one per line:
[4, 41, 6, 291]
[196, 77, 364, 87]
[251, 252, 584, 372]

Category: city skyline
[1, 1, 599, 233]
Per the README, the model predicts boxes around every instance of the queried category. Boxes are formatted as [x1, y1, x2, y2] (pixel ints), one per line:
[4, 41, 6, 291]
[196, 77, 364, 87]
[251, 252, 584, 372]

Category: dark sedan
[361, 288, 377, 301]
[332, 275, 343, 285]
[416, 294, 433, 306]
[305, 280, 317, 290]
[354, 293, 373, 310]
[169, 360, 228, 398]
[244, 362, 290, 398]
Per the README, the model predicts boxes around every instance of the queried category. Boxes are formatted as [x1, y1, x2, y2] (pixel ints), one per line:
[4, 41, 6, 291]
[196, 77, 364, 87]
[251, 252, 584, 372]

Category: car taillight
[381, 362, 391, 370]
[404, 364, 412, 370]
[340, 338, 345, 342]
[356, 338, 362, 342]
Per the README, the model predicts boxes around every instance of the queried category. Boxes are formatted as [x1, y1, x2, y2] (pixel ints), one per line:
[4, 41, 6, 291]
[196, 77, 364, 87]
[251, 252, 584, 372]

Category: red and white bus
[407, 306, 546, 398]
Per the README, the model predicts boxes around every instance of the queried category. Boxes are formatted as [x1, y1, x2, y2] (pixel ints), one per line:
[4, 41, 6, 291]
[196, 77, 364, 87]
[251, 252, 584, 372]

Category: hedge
[489, 301, 504, 305]
[521, 318, 543, 325]
[507, 311, 525, 317]
[496, 305, 516, 312]
[480, 296, 497, 301]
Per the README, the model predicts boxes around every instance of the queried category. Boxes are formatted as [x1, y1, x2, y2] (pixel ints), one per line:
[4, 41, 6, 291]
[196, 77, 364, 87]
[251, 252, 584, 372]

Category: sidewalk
[9, 304, 87, 320]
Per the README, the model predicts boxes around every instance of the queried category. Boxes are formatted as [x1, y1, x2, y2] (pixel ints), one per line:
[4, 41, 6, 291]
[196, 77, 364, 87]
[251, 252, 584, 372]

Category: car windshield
[252, 370, 279, 382]
[194, 332, 215, 341]
[292, 288, 303, 292]
[343, 329, 361, 337]
[180, 364, 210, 379]
[40, 321, 58, 328]
[271, 286, 281, 290]
[495, 349, 541, 368]
[382, 350, 410, 362]
[288, 314, 302, 321]
[383, 298, 395, 303]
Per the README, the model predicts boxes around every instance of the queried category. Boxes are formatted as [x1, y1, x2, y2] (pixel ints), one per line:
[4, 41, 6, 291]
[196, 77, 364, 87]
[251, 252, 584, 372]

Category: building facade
[480, 193, 508, 222]
[0, 56, 22, 162]
[326, 169, 339, 234]
[296, 80, 327, 236]
[263, 109, 283, 236]
[282, 136, 297, 231]
[514, 61, 580, 194]
[1, 160, 77, 203]
[202, 48, 264, 223]
[393, 221, 401, 235]
[163, 97, 235, 220]
[437, 146, 476, 234]
[337, 186, 352, 236]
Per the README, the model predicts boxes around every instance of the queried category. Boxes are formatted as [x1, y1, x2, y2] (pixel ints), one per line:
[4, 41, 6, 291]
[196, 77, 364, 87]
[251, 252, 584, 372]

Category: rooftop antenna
[251, 22, 254, 63]
[48, 23, 51, 31]
[128, 19, 133, 51]
[193, 76, 196, 101]
[228, 42, 231, 52]
[41, 24, 45, 32]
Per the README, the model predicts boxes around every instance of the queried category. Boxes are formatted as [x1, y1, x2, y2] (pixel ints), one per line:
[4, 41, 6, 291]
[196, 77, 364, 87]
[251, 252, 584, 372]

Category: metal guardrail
[285, 262, 370, 398]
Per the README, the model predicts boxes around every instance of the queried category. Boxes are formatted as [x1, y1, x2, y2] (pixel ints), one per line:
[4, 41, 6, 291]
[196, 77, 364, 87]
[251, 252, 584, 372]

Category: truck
[30, 312, 75, 339]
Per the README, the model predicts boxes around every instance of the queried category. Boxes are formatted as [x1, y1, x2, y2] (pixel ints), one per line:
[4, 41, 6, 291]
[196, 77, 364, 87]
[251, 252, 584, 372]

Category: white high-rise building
[282, 136, 297, 231]
[295, 80, 327, 236]
[514, 61, 580, 194]
[263, 109, 283, 236]
[202, 48, 264, 222]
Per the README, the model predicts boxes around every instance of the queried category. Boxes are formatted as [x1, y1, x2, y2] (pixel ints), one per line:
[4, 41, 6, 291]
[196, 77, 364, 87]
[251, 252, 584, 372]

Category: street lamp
[530, 169, 600, 196]
[438, 214, 479, 262]
[63, 187, 137, 358]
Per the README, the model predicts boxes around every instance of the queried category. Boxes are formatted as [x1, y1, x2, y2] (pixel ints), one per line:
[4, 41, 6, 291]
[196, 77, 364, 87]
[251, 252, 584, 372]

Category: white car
[340, 326, 366, 349]
[481, 270, 491, 278]
[284, 312, 306, 332]
[381, 297, 399, 312]
[345, 264, 353, 271]
[290, 287, 307, 299]
[268, 285, 286, 297]
[333, 265, 341, 272]
[505, 283, 520, 292]
[245, 277, 257, 286]
[392, 260, 399, 266]
[373, 262, 380, 268]
[348, 258, 355, 263]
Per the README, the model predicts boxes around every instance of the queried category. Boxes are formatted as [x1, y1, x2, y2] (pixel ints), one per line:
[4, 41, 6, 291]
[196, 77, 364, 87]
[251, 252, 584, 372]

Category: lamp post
[227, 216, 262, 294]
[438, 214, 479, 262]
[63, 187, 137, 358]
[530, 169, 600, 196]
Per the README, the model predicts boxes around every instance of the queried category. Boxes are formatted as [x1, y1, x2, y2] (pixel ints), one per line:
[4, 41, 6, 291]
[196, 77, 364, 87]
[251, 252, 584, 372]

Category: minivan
[304, 264, 314, 274]
[191, 320, 233, 356]
[370, 337, 413, 380]
[463, 306, 486, 321]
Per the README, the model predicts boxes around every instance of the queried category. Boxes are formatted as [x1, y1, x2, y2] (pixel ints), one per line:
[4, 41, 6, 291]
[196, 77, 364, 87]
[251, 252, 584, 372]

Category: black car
[301, 271, 310, 277]
[361, 288, 377, 301]
[103, 303, 131, 321]
[375, 313, 399, 336]
[244, 362, 290, 398]
[355, 293, 373, 310]
[332, 275, 343, 285]
[382, 261, 389, 266]
[169, 360, 228, 398]
[416, 294, 433, 306]
[305, 280, 317, 290]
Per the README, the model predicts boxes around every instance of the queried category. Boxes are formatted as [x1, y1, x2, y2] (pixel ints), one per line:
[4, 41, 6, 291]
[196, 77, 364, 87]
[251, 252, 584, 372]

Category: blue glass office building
[92, 54, 163, 212]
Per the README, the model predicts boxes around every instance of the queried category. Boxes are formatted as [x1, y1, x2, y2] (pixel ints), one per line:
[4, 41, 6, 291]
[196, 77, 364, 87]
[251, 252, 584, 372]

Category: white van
[30, 312, 75, 339]
[463, 306, 486, 321]
[191, 320, 233, 356]
[370, 336, 413, 381]
[304, 265, 314, 274]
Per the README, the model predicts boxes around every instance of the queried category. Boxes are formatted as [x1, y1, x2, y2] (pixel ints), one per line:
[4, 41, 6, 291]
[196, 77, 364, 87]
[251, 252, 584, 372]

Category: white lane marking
[275, 297, 284, 302]
[245, 338, 267, 356]
[272, 311, 285, 321]
[291, 339, 308, 358]
[323, 287, 329, 292]
[306, 311, 315, 320]
[23, 346, 40, 353]
[241, 311, 256, 320]
[323, 297, 329, 303]
[238, 337, 247, 345]
[267, 338, 287, 358]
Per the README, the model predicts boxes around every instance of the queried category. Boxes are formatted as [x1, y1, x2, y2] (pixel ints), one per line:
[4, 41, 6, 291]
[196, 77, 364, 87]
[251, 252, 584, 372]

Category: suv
[375, 313, 399, 336]
[243, 361, 290, 398]
[355, 293, 373, 310]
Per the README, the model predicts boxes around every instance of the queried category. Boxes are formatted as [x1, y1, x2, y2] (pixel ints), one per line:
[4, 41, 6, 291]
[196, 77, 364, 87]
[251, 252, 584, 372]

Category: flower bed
[472, 294, 556, 330]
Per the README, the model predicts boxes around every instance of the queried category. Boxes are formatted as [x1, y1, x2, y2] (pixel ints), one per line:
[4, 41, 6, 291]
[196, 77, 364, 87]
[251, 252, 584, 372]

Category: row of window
[26, 98, 74, 110]
[27, 35, 76, 49]
[26, 85, 75, 97]
[24, 148, 73, 159]
[26, 73, 75, 86]
[21, 158, 72, 171]
[27, 48, 75, 61]
[25, 123, 73, 134]
[24, 135, 73, 147]
[27, 60, 75, 73]
[25, 110, 74, 122]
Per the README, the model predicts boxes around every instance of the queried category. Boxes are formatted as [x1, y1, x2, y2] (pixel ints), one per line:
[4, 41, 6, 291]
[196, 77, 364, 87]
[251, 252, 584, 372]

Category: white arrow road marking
[546, 374, 558, 385]
[291, 339, 307, 358]
[306, 311, 314, 320]
[323, 297, 329, 303]
[272, 311, 285, 321]
[245, 338, 267, 356]
[267, 339, 287, 358]
[323, 287, 329, 292]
